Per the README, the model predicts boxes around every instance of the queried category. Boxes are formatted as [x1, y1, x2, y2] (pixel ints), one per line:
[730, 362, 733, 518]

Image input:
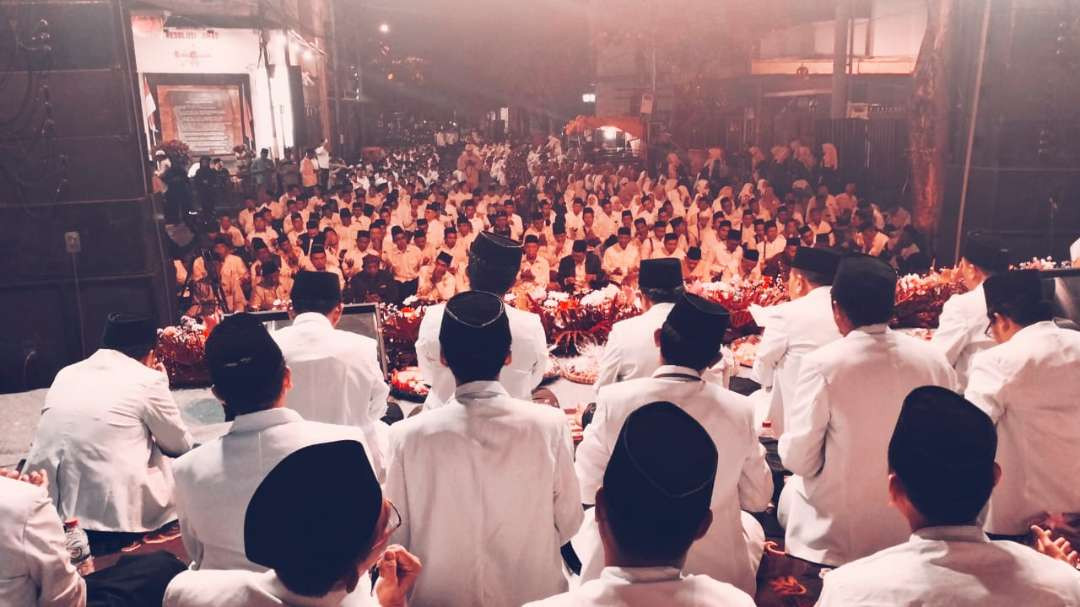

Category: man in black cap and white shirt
[528, 402, 755, 607]
[386, 291, 581, 606]
[751, 247, 842, 435]
[25, 313, 194, 551]
[166, 440, 422, 607]
[818, 386, 1080, 605]
[173, 314, 378, 575]
[576, 292, 772, 595]
[416, 251, 456, 302]
[965, 269, 1080, 539]
[595, 258, 682, 388]
[415, 231, 548, 410]
[272, 272, 389, 476]
[931, 233, 1009, 390]
[778, 255, 956, 568]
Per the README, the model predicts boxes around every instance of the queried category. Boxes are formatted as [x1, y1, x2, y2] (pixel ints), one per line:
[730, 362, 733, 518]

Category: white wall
[130, 15, 295, 156]
[758, 0, 925, 59]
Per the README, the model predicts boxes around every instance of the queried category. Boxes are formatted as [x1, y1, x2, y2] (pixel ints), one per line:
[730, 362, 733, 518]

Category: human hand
[1032, 525, 1079, 567]
[374, 545, 422, 607]
[0, 468, 48, 487]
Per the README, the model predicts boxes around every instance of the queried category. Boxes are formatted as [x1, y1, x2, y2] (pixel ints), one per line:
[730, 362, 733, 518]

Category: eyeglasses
[984, 315, 996, 337]
[369, 500, 403, 593]
[385, 500, 403, 537]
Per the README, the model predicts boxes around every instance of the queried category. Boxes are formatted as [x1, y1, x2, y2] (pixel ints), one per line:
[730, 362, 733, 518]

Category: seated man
[779, 256, 956, 567]
[173, 313, 376, 572]
[558, 240, 605, 293]
[965, 269, 1080, 538]
[386, 291, 583, 606]
[273, 272, 389, 473]
[527, 403, 755, 606]
[595, 258, 682, 388]
[416, 251, 456, 302]
[347, 254, 399, 304]
[577, 291, 771, 594]
[1, 469, 187, 607]
[24, 314, 193, 553]
[165, 441, 421, 607]
[818, 387, 1080, 605]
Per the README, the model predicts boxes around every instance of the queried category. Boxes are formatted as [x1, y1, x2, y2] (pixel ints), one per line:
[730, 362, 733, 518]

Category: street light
[379, 22, 390, 34]
[582, 93, 596, 103]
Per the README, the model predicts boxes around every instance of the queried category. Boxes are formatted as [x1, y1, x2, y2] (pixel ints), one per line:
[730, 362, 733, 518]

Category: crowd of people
[175, 138, 931, 317]
[6, 131, 1080, 607]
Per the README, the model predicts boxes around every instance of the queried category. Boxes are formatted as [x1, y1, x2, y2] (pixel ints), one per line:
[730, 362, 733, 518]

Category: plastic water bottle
[63, 518, 94, 576]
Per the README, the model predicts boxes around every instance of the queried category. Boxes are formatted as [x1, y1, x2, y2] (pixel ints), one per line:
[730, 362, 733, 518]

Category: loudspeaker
[0, 0, 171, 390]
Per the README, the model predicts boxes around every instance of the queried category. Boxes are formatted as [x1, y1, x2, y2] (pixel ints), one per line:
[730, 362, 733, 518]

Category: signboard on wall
[157, 84, 243, 156]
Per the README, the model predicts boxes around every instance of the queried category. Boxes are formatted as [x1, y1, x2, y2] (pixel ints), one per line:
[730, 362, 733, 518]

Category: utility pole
[831, 0, 851, 119]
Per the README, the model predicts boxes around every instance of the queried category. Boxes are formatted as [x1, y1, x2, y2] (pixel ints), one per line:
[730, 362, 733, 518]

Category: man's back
[752, 286, 841, 434]
[778, 326, 956, 566]
[576, 371, 771, 594]
[172, 408, 372, 572]
[818, 526, 1080, 606]
[416, 304, 547, 409]
[0, 477, 86, 607]
[931, 284, 993, 389]
[526, 567, 754, 607]
[164, 569, 361, 607]
[966, 320, 1080, 535]
[385, 381, 582, 606]
[272, 312, 388, 427]
[594, 303, 674, 388]
[25, 349, 193, 532]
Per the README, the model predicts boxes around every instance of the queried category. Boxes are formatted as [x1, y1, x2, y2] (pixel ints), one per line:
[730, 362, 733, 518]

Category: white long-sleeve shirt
[778, 325, 956, 566]
[172, 408, 377, 572]
[576, 366, 772, 595]
[526, 566, 754, 607]
[385, 381, 582, 607]
[272, 313, 390, 472]
[818, 525, 1080, 606]
[965, 320, 1080, 535]
[594, 303, 673, 389]
[0, 477, 86, 607]
[751, 286, 841, 436]
[931, 284, 994, 390]
[25, 349, 194, 532]
[416, 303, 547, 409]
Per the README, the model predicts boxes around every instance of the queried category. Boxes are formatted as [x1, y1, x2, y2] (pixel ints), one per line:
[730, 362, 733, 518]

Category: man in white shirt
[1, 470, 188, 607]
[931, 234, 1009, 389]
[602, 227, 640, 285]
[712, 229, 743, 279]
[382, 226, 422, 299]
[595, 258, 681, 388]
[416, 232, 548, 409]
[528, 403, 754, 607]
[818, 386, 1080, 606]
[0, 472, 86, 606]
[778, 255, 957, 567]
[965, 269, 1080, 538]
[752, 247, 842, 435]
[576, 291, 772, 595]
[166, 440, 421, 607]
[25, 314, 194, 550]
[386, 291, 582, 606]
[416, 252, 456, 302]
[173, 314, 378, 573]
[517, 234, 551, 292]
[273, 272, 389, 473]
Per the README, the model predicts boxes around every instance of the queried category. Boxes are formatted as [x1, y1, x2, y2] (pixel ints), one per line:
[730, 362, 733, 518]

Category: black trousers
[396, 279, 419, 303]
[86, 552, 186, 607]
